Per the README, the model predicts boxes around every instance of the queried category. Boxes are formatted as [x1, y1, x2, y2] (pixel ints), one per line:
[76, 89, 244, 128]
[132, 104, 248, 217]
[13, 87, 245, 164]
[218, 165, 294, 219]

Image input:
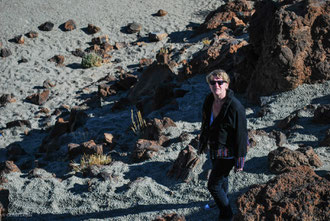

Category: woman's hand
[234, 168, 243, 173]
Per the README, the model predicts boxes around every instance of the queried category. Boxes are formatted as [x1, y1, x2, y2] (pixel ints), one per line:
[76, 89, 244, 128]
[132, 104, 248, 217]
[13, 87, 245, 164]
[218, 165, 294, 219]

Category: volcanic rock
[155, 9, 168, 17]
[28, 168, 56, 179]
[235, 166, 330, 221]
[18, 58, 28, 64]
[0, 161, 21, 175]
[127, 22, 142, 33]
[154, 213, 186, 221]
[48, 55, 65, 65]
[132, 139, 163, 162]
[0, 48, 12, 58]
[6, 143, 27, 161]
[81, 140, 103, 155]
[276, 111, 299, 130]
[87, 24, 101, 34]
[63, 19, 76, 31]
[92, 35, 109, 45]
[13, 35, 24, 44]
[0, 188, 9, 220]
[167, 145, 200, 182]
[43, 79, 56, 89]
[0, 94, 16, 106]
[26, 31, 38, 38]
[38, 21, 54, 31]
[26, 89, 50, 105]
[6, 120, 31, 129]
[313, 104, 330, 124]
[320, 129, 330, 147]
[72, 48, 85, 57]
[149, 32, 168, 42]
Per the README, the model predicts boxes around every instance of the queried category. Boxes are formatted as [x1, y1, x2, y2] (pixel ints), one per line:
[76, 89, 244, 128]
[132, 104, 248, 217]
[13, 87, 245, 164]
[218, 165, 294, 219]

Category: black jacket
[199, 89, 247, 159]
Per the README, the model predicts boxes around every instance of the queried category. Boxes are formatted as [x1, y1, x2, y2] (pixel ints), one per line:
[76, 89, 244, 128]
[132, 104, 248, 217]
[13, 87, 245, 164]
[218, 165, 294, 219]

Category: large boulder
[237, 0, 329, 102]
[235, 166, 330, 221]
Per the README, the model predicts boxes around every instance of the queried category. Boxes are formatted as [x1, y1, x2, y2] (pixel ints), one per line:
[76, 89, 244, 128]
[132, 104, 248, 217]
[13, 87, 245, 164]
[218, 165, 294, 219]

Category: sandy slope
[1, 0, 329, 220]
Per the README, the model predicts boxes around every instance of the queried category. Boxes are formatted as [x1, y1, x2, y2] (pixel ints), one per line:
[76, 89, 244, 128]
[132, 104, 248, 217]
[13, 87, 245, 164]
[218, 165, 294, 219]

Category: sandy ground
[1, 0, 329, 220]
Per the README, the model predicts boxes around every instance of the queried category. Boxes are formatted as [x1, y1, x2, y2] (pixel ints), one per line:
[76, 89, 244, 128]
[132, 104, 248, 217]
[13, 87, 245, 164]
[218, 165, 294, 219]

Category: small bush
[130, 109, 147, 135]
[81, 53, 102, 68]
[71, 153, 111, 173]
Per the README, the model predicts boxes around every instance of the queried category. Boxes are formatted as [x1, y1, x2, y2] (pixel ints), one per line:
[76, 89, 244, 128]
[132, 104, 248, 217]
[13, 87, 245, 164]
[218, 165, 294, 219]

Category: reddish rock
[92, 35, 109, 45]
[26, 31, 38, 38]
[26, 89, 50, 105]
[114, 42, 127, 50]
[0, 48, 12, 58]
[98, 84, 117, 98]
[81, 140, 103, 155]
[87, 24, 101, 34]
[6, 120, 31, 129]
[102, 43, 113, 52]
[149, 32, 168, 42]
[132, 139, 163, 162]
[14, 35, 24, 44]
[153, 213, 185, 221]
[0, 94, 16, 106]
[63, 19, 76, 31]
[0, 188, 9, 220]
[313, 104, 330, 124]
[104, 133, 115, 149]
[268, 146, 322, 174]
[155, 9, 168, 17]
[156, 49, 170, 64]
[235, 166, 330, 221]
[43, 79, 56, 89]
[38, 21, 54, 31]
[48, 55, 65, 65]
[231, 16, 246, 30]
[276, 111, 299, 130]
[0, 161, 21, 175]
[139, 58, 153, 67]
[167, 145, 200, 182]
[239, 0, 330, 101]
[269, 130, 287, 147]
[320, 128, 330, 146]
[116, 73, 138, 90]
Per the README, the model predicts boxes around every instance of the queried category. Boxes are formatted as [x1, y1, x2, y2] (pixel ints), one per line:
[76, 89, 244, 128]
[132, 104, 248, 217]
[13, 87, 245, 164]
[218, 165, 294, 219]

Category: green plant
[81, 53, 102, 68]
[202, 38, 211, 45]
[130, 109, 147, 135]
[71, 153, 112, 173]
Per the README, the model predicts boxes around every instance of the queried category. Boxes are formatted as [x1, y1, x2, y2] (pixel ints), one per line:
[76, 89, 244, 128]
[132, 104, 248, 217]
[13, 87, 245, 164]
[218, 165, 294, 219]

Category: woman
[198, 69, 248, 220]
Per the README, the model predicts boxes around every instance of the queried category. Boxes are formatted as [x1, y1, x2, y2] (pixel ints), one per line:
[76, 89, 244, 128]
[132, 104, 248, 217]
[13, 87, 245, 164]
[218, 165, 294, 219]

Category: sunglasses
[209, 80, 227, 86]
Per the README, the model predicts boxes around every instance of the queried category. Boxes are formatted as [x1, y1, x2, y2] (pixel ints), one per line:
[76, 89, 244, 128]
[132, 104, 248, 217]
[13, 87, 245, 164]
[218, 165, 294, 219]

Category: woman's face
[209, 76, 229, 99]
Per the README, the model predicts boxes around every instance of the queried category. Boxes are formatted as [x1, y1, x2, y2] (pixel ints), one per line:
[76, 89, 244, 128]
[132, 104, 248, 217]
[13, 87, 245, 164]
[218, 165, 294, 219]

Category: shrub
[71, 153, 111, 173]
[81, 53, 102, 68]
[130, 109, 147, 135]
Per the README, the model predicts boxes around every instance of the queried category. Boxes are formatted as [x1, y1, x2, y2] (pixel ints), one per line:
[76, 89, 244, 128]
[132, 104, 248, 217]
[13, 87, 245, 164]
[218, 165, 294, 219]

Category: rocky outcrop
[268, 146, 322, 174]
[238, 0, 330, 102]
[235, 166, 330, 221]
[167, 145, 200, 182]
[132, 139, 163, 162]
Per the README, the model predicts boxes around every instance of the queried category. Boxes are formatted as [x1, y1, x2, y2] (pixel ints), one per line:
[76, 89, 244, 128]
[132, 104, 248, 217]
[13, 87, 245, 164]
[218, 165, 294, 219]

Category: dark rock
[6, 143, 27, 161]
[155, 9, 168, 17]
[0, 161, 21, 175]
[26, 31, 38, 38]
[268, 146, 322, 174]
[132, 139, 163, 162]
[43, 79, 56, 89]
[153, 213, 185, 221]
[127, 22, 142, 34]
[276, 111, 299, 130]
[111, 98, 131, 112]
[115, 73, 138, 90]
[13, 35, 24, 44]
[48, 55, 65, 65]
[167, 145, 200, 182]
[320, 128, 330, 146]
[98, 84, 117, 98]
[81, 140, 103, 155]
[239, 0, 330, 102]
[26, 90, 50, 105]
[235, 166, 330, 221]
[0, 48, 12, 58]
[63, 19, 76, 31]
[269, 130, 287, 147]
[68, 143, 81, 159]
[87, 24, 100, 34]
[149, 32, 168, 42]
[6, 120, 31, 129]
[18, 58, 28, 64]
[92, 35, 109, 45]
[0, 94, 16, 106]
[38, 22, 54, 31]
[71, 48, 85, 57]
[0, 188, 9, 220]
[313, 104, 330, 124]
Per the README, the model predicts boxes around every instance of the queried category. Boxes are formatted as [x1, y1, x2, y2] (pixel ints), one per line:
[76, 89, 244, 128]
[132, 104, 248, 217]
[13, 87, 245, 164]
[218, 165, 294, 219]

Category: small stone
[72, 48, 85, 57]
[92, 35, 109, 45]
[14, 35, 24, 44]
[48, 55, 65, 65]
[18, 58, 28, 64]
[114, 42, 126, 50]
[39, 107, 50, 114]
[0, 48, 12, 58]
[102, 43, 113, 52]
[0, 94, 16, 106]
[87, 24, 100, 34]
[63, 19, 76, 31]
[43, 79, 56, 89]
[127, 22, 142, 34]
[26, 31, 38, 38]
[156, 9, 168, 17]
[149, 32, 168, 42]
[38, 22, 54, 31]
[26, 90, 50, 105]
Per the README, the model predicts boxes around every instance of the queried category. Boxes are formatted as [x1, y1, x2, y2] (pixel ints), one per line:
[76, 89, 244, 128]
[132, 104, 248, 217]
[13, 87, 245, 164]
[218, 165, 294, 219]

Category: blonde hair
[206, 69, 230, 84]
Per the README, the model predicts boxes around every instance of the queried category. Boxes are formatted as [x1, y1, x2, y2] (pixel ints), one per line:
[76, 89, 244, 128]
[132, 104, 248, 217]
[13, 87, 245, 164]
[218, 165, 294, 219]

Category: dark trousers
[207, 158, 235, 219]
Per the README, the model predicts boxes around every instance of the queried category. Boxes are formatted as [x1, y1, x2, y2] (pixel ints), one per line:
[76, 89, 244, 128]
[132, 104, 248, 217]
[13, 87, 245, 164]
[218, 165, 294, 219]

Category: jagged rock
[72, 48, 85, 57]
[276, 111, 299, 130]
[98, 84, 117, 98]
[153, 213, 186, 221]
[81, 140, 103, 155]
[155, 9, 168, 17]
[268, 146, 322, 174]
[116, 73, 138, 90]
[320, 129, 330, 146]
[87, 24, 100, 34]
[149, 32, 168, 42]
[0, 161, 21, 175]
[238, 0, 330, 102]
[0, 188, 9, 220]
[235, 166, 330, 221]
[269, 130, 287, 147]
[104, 133, 115, 149]
[43, 79, 56, 89]
[26, 31, 38, 38]
[132, 139, 163, 162]
[63, 19, 76, 31]
[92, 35, 109, 45]
[167, 145, 200, 182]
[313, 104, 330, 124]
[0, 94, 16, 106]
[13, 35, 24, 44]
[196, 0, 254, 34]
[6, 120, 31, 129]
[48, 55, 65, 65]
[26, 89, 50, 105]
[127, 22, 142, 33]
[0, 48, 12, 58]
[38, 21, 54, 31]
